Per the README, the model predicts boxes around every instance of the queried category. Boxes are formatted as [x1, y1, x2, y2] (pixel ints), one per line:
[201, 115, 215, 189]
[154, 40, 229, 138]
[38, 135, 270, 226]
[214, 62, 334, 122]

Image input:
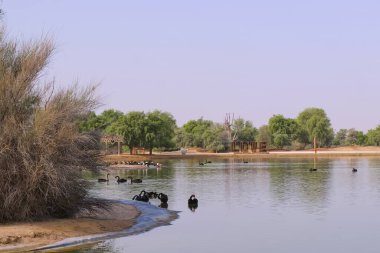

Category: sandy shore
[0, 203, 139, 252]
[104, 146, 380, 162]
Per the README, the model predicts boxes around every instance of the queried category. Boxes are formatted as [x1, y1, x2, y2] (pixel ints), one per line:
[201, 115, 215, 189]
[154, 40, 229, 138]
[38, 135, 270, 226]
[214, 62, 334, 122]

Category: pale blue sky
[2, 1, 380, 131]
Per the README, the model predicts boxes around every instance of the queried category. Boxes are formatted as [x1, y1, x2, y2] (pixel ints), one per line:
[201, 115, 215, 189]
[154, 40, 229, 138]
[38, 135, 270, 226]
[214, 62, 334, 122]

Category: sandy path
[0, 203, 139, 252]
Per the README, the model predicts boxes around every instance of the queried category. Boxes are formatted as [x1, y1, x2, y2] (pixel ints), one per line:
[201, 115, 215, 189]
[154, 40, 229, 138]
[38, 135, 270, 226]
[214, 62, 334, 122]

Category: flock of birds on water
[98, 160, 199, 211]
[98, 159, 359, 211]
[309, 167, 358, 172]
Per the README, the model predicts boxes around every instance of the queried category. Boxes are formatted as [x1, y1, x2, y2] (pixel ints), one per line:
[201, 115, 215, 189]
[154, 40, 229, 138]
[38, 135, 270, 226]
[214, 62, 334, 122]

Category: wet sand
[0, 203, 139, 252]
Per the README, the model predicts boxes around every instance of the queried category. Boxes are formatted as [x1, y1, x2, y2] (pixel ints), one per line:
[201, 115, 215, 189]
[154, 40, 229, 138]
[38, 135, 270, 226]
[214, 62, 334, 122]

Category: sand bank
[105, 146, 380, 162]
[0, 203, 139, 252]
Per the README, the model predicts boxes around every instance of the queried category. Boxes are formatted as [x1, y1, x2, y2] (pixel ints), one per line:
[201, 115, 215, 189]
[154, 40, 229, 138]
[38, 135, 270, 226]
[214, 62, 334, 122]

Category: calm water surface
[63, 157, 380, 253]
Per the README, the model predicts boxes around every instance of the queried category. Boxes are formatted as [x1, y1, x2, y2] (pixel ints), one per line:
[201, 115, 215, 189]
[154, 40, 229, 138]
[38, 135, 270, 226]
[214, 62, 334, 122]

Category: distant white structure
[180, 148, 187, 155]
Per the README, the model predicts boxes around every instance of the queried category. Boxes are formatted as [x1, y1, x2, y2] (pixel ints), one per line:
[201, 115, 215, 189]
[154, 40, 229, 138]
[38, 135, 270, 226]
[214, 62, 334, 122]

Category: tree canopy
[296, 108, 334, 147]
[268, 115, 298, 148]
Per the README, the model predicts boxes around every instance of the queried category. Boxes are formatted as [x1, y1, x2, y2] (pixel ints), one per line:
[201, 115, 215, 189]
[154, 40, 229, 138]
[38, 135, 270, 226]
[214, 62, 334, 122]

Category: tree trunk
[149, 148, 153, 155]
[129, 145, 133, 155]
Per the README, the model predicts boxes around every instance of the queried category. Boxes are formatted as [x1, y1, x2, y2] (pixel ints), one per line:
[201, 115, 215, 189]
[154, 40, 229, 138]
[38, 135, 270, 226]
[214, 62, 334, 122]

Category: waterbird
[128, 176, 142, 184]
[199, 162, 204, 166]
[132, 190, 149, 202]
[158, 193, 168, 203]
[115, 176, 127, 183]
[309, 168, 317, 172]
[352, 168, 358, 172]
[147, 191, 158, 199]
[188, 194, 198, 206]
[98, 173, 110, 182]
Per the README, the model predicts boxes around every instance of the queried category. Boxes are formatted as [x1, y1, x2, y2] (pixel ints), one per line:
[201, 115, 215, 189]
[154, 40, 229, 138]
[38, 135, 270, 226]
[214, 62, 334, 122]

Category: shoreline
[0, 200, 178, 252]
[0, 202, 139, 252]
[104, 148, 380, 162]
[36, 200, 178, 252]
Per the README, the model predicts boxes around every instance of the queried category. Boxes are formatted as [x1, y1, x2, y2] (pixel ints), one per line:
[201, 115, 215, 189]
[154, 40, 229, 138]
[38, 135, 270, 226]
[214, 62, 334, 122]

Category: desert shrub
[0, 32, 103, 222]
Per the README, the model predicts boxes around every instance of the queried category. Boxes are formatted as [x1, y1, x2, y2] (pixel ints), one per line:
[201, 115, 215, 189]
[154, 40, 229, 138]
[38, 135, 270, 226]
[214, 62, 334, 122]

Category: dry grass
[0, 32, 103, 222]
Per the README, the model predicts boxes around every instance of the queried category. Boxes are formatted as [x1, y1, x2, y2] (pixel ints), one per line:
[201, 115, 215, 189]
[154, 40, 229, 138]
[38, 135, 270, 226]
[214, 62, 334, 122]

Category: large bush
[0, 33, 102, 222]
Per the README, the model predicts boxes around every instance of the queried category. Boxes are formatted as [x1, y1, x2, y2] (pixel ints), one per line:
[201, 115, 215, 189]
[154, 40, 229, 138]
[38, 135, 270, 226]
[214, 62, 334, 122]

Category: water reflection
[60, 157, 380, 253]
[187, 194, 198, 212]
[159, 202, 168, 209]
[188, 203, 198, 212]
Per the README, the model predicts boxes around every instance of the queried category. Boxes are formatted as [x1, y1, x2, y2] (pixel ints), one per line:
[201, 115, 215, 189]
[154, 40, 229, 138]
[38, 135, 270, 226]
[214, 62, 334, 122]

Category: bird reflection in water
[159, 202, 168, 209]
[188, 194, 198, 212]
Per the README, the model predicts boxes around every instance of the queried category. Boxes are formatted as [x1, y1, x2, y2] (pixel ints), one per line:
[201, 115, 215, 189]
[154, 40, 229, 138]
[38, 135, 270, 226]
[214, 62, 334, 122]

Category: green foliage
[175, 118, 228, 151]
[109, 111, 146, 154]
[233, 118, 258, 142]
[268, 114, 298, 148]
[203, 124, 225, 152]
[356, 131, 367, 145]
[173, 128, 189, 148]
[257, 125, 271, 145]
[366, 126, 380, 146]
[297, 108, 334, 147]
[333, 129, 347, 146]
[144, 110, 177, 154]
[80, 109, 123, 133]
[182, 118, 214, 147]
[346, 128, 366, 145]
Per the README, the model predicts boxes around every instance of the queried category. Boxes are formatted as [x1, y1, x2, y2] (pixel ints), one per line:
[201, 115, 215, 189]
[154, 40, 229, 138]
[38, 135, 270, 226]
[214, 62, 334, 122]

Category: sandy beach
[104, 146, 380, 162]
[0, 203, 139, 252]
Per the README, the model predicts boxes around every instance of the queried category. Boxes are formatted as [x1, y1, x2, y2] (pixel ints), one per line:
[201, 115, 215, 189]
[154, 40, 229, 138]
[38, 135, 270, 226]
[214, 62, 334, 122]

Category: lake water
[60, 157, 380, 253]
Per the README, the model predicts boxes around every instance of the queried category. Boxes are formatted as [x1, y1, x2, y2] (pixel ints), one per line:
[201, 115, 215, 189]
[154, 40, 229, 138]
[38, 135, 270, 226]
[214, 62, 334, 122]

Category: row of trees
[80, 110, 176, 154]
[81, 107, 380, 152]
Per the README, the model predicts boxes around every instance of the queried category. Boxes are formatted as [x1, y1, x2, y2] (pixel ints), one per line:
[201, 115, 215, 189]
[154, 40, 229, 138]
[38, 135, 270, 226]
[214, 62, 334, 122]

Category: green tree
[144, 110, 177, 155]
[346, 128, 366, 145]
[367, 126, 380, 146]
[203, 124, 225, 152]
[333, 129, 347, 146]
[182, 118, 214, 147]
[80, 109, 123, 133]
[297, 108, 334, 147]
[356, 131, 367, 145]
[79, 112, 101, 132]
[174, 127, 196, 148]
[233, 118, 258, 142]
[257, 125, 272, 146]
[110, 111, 146, 154]
[268, 115, 298, 148]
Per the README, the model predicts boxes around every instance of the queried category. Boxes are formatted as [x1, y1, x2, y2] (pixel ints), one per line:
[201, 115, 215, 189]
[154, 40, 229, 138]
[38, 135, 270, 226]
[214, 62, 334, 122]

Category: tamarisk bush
[0, 32, 103, 222]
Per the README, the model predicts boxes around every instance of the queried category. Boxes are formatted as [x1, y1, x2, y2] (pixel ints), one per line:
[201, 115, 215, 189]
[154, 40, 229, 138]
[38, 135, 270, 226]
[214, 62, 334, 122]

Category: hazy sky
[2, 1, 380, 131]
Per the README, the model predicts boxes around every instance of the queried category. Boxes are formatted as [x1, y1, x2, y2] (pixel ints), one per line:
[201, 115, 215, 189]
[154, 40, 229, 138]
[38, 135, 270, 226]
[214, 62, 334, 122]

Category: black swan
[132, 190, 149, 202]
[98, 173, 110, 182]
[128, 176, 142, 184]
[188, 194, 198, 205]
[309, 168, 317, 172]
[158, 193, 168, 203]
[352, 168, 358, 172]
[147, 191, 158, 199]
[115, 176, 127, 183]
[199, 162, 204, 166]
